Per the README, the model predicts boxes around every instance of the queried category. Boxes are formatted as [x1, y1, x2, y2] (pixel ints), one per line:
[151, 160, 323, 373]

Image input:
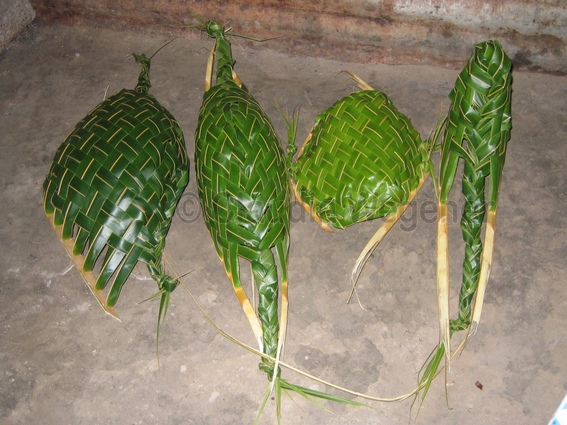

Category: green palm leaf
[43, 53, 189, 320]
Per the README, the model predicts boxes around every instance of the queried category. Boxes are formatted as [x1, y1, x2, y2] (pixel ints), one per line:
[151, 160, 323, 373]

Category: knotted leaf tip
[155, 273, 180, 293]
[133, 53, 152, 94]
[205, 20, 225, 38]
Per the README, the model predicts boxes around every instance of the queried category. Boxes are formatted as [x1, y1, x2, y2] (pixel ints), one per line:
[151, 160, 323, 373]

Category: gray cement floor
[1, 23, 566, 425]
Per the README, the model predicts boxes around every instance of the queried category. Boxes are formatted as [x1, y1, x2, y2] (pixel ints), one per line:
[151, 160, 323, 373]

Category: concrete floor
[1, 23, 566, 425]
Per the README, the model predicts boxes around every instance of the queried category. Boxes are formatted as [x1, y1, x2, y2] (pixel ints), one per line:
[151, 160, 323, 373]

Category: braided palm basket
[418, 40, 512, 405]
[43, 53, 189, 320]
[290, 75, 433, 292]
[195, 21, 290, 382]
[194, 22, 361, 412]
[444, 40, 512, 335]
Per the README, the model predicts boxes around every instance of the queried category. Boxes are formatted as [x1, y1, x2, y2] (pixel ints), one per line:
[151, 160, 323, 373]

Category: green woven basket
[291, 86, 426, 231]
[43, 53, 189, 319]
[289, 75, 436, 294]
[193, 20, 361, 412]
[194, 20, 291, 380]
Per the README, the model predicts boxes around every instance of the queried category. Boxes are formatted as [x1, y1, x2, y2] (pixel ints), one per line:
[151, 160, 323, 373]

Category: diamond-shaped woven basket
[292, 89, 424, 230]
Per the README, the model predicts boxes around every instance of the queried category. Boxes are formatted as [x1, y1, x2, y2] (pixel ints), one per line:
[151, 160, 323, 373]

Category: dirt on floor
[0, 22, 566, 425]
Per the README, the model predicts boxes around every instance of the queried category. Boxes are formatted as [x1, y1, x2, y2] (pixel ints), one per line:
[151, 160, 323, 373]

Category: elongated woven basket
[291, 89, 424, 230]
[195, 20, 291, 382]
[43, 54, 189, 318]
[196, 85, 290, 262]
[195, 68, 290, 376]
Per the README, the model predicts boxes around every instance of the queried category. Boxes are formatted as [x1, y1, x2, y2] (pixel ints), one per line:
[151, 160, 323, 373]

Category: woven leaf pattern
[439, 41, 512, 331]
[196, 83, 289, 263]
[195, 35, 290, 377]
[292, 90, 423, 229]
[196, 82, 290, 363]
[43, 55, 189, 315]
[439, 40, 512, 202]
